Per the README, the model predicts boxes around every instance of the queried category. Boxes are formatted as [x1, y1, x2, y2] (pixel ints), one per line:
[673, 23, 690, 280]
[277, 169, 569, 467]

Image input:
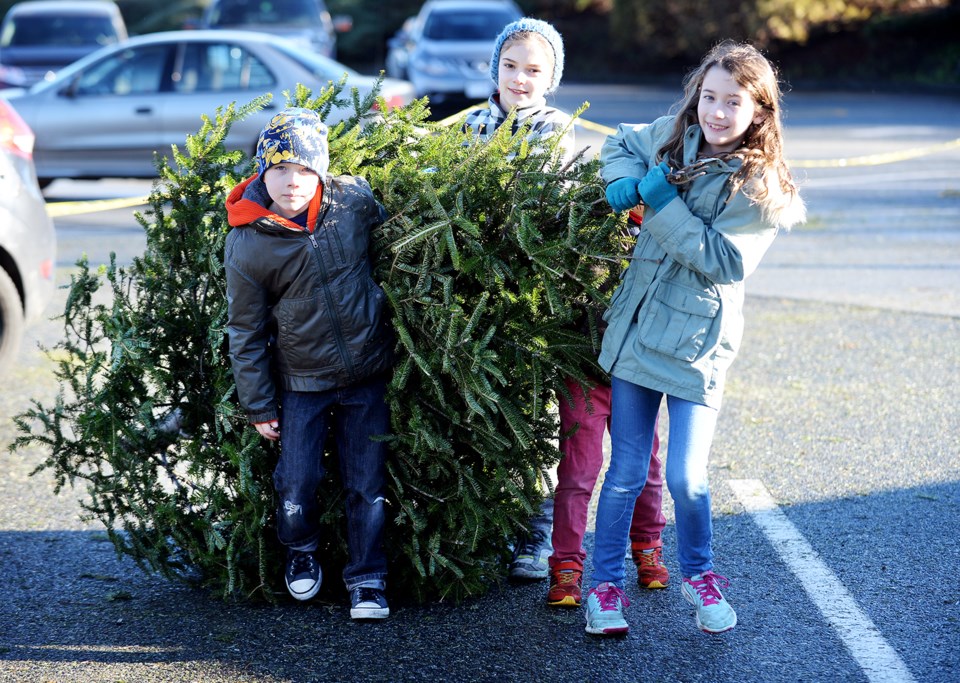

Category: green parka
[598, 115, 800, 408]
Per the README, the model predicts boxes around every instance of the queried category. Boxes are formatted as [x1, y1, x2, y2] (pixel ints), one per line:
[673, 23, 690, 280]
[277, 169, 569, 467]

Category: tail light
[0, 99, 35, 159]
[372, 94, 408, 112]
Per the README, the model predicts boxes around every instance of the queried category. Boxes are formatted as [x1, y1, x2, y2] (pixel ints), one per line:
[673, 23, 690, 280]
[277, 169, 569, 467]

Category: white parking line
[728, 479, 916, 683]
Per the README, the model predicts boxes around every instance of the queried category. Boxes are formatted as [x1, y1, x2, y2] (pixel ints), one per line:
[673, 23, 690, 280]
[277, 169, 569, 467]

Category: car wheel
[0, 267, 25, 372]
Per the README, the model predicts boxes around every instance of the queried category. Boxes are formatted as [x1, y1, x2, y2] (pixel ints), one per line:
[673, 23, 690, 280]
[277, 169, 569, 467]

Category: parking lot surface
[2, 85, 958, 682]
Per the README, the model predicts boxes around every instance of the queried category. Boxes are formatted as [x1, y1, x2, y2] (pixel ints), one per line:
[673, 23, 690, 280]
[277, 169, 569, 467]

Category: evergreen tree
[12, 80, 631, 602]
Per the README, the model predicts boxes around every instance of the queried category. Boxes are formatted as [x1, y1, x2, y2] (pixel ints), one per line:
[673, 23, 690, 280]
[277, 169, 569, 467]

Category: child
[585, 41, 805, 636]
[224, 108, 394, 619]
[546, 310, 669, 608]
[462, 17, 669, 604]
[463, 17, 574, 163]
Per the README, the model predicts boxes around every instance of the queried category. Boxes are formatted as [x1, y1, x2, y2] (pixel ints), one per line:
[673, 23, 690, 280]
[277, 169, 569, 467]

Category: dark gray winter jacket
[224, 173, 394, 423]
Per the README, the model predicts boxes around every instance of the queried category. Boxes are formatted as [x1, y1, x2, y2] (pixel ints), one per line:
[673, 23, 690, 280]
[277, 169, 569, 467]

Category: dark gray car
[0, 0, 128, 89]
[389, 0, 523, 104]
[201, 0, 345, 59]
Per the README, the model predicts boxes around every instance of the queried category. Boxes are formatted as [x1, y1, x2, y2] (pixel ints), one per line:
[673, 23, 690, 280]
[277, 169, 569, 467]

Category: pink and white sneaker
[681, 571, 737, 633]
[584, 582, 631, 636]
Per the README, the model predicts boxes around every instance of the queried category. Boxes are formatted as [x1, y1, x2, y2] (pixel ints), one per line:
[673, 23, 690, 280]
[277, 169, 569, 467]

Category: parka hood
[682, 124, 806, 231]
[225, 173, 324, 232]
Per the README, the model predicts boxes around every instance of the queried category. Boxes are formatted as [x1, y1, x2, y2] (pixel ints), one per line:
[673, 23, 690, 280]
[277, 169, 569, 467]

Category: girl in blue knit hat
[463, 18, 669, 612]
[462, 17, 573, 163]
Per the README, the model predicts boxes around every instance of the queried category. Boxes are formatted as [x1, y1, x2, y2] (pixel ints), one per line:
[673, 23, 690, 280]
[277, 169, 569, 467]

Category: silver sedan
[2, 29, 415, 185]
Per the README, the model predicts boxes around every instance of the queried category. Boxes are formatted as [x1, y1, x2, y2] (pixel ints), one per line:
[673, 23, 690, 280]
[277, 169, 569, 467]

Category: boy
[224, 107, 394, 619]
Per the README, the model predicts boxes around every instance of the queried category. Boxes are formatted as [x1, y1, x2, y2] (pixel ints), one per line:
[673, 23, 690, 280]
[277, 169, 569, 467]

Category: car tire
[0, 267, 25, 372]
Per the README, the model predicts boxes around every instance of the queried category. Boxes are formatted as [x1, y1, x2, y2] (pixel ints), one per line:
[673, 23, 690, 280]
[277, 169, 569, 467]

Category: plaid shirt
[462, 95, 576, 166]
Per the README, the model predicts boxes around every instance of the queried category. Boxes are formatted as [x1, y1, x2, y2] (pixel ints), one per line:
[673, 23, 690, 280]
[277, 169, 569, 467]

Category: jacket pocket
[361, 278, 390, 353]
[275, 296, 338, 371]
[637, 280, 720, 361]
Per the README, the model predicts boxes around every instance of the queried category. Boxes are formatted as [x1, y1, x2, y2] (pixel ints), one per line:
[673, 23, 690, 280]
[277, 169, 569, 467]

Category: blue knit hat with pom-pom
[489, 18, 565, 94]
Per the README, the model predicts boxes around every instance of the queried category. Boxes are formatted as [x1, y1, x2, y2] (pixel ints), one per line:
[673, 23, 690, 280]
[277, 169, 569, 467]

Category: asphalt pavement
[1, 85, 958, 683]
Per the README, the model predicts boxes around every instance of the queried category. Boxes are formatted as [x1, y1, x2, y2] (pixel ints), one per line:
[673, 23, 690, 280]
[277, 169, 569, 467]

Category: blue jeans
[275, 375, 389, 590]
[591, 377, 719, 585]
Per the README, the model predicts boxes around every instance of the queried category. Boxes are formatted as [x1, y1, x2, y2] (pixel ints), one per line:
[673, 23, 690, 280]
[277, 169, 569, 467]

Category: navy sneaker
[285, 550, 321, 601]
[350, 586, 389, 619]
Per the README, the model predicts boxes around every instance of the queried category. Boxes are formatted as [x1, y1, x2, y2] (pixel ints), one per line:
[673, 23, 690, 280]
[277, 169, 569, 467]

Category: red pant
[550, 376, 664, 568]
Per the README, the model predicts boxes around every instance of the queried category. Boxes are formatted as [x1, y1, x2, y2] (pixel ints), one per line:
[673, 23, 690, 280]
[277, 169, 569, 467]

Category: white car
[2, 29, 415, 185]
[0, 98, 55, 371]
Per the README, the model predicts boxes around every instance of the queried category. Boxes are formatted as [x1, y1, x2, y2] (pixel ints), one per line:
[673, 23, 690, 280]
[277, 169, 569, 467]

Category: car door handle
[135, 106, 153, 115]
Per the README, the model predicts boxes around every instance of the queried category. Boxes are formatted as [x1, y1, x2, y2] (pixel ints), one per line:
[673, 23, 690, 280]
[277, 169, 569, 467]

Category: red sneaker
[546, 560, 583, 607]
[631, 540, 669, 589]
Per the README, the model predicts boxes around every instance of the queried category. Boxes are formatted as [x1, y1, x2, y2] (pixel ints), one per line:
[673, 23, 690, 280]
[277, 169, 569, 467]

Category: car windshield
[210, 0, 322, 27]
[272, 41, 358, 80]
[422, 9, 518, 41]
[1, 15, 119, 47]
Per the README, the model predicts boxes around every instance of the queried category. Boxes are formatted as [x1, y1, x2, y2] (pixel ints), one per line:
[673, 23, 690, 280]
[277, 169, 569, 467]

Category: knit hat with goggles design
[255, 107, 329, 179]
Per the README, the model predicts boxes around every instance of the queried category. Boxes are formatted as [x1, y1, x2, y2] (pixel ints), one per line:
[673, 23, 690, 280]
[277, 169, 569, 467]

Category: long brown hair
[659, 41, 802, 226]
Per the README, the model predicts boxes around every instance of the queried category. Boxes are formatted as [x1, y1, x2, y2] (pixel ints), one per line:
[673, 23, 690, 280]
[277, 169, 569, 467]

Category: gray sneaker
[509, 526, 552, 580]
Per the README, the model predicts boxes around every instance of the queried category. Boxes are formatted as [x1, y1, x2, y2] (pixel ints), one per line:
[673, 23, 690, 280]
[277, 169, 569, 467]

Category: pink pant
[550, 376, 664, 568]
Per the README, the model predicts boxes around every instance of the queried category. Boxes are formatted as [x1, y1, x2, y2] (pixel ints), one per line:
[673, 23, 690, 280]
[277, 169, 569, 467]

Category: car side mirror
[59, 77, 79, 98]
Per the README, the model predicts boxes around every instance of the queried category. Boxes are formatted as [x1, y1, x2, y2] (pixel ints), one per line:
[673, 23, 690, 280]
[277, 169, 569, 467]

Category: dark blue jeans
[276, 375, 389, 590]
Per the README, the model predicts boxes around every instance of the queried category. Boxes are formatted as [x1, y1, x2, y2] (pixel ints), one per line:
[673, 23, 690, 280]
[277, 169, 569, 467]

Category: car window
[422, 10, 518, 41]
[74, 45, 169, 96]
[271, 41, 356, 80]
[209, 0, 322, 27]
[1, 14, 121, 48]
[173, 42, 275, 93]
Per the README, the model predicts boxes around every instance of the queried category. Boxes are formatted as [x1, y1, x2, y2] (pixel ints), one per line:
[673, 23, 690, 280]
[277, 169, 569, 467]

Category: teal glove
[605, 176, 643, 212]
[638, 161, 678, 211]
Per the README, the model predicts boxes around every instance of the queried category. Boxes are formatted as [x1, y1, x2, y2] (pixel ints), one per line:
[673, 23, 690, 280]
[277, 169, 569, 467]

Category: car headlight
[411, 53, 453, 77]
[0, 64, 27, 88]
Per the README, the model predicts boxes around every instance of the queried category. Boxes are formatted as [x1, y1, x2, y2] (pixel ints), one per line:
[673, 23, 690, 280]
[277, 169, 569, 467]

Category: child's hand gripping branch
[604, 175, 642, 213]
[605, 161, 680, 213]
[254, 420, 280, 441]
[637, 161, 679, 211]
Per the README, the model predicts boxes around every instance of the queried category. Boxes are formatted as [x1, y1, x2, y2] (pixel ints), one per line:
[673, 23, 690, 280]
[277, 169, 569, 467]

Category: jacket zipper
[307, 229, 357, 381]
